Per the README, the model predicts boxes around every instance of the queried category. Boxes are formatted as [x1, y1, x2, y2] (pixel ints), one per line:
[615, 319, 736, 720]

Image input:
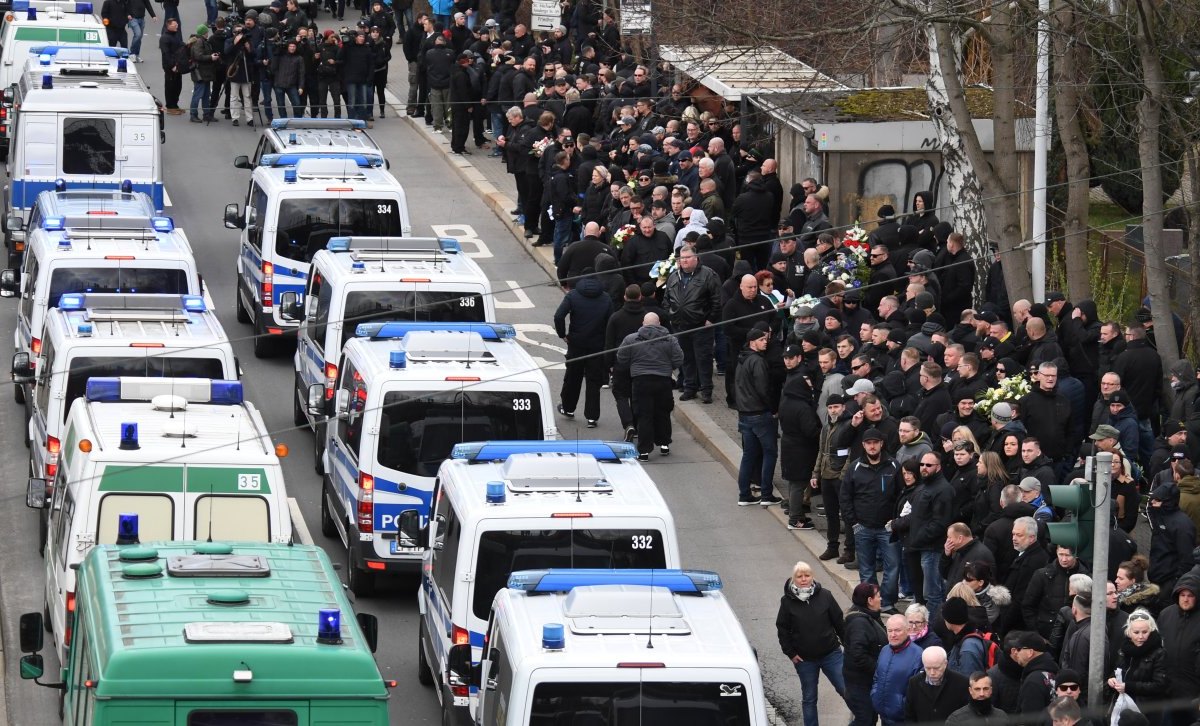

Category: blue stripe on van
[12, 180, 164, 212]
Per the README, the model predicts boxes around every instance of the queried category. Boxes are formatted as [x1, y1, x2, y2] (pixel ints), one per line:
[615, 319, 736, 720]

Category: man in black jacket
[1020, 361, 1073, 471]
[729, 171, 776, 271]
[904, 647, 970, 722]
[722, 275, 773, 408]
[423, 34, 454, 130]
[544, 151, 578, 265]
[1114, 322, 1162, 468]
[1013, 632, 1059, 717]
[934, 232, 975, 324]
[941, 521, 996, 590]
[1149, 481, 1197, 600]
[840, 429, 902, 612]
[448, 51, 475, 155]
[663, 245, 722, 404]
[159, 18, 186, 113]
[1004, 516, 1051, 631]
[557, 222, 611, 287]
[553, 274, 612, 427]
[910, 451, 956, 618]
[604, 284, 647, 440]
[735, 327, 781, 506]
[402, 13, 430, 113]
[1022, 545, 1085, 638]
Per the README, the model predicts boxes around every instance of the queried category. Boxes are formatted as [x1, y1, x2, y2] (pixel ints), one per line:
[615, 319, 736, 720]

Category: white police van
[2, 44, 163, 246]
[287, 235, 494, 443]
[401, 440, 680, 725]
[468, 569, 769, 726]
[19, 293, 238, 549]
[29, 376, 293, 664]
[309, 323, 557, 596]
[223, 157, 412, 357]
[0, 0, 105, 107]
[2, 195, 200, 406]
[234, 118, 385, 170]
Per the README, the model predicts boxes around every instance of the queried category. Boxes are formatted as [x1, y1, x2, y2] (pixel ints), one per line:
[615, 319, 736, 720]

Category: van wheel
[313, 425, 325, 475]
[293, 381, 306, 426]
[417, 620, 435, 686]
[320, 485, 337, 538]
[38, 513, 47, 557]
[42, 601, 52, 633]
[13, 382, 24, 405]
[346, 548, 376, 597]
[253, 314, 273, 358]
[235, 286, 250, 324]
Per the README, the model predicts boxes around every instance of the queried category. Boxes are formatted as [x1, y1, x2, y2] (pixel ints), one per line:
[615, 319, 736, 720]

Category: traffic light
[1047, 482, 1095, 564]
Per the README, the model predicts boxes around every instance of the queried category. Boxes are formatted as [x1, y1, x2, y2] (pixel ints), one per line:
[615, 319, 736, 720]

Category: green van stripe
[96, 466, 271, 494]
[98, 466, 184, 492]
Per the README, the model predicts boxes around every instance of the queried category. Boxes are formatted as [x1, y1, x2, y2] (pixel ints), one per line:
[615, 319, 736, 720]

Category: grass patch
[1089, 201, 1135, 231]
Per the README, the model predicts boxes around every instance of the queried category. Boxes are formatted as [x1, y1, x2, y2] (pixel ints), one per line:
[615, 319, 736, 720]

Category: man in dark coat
[616, 313, 684, 460]
[448, 51, 475, 154]
[620, 216, 672, 285]
[663, 244, 722, 404]
[904, 646, 970, 723]
[914, 361, 953, 440]
[779, 348, 821, 529]
[553, 274, 612, 426]
[1013, 632, 1059, 717]
[604, 284, 646, 439]
[984, 485, 1039, 582]
[729, 170, 777, 272]
[721, 274, 773, 408]
[1004, 516, 1051, 631]
[934, 232, 975, 324]
[1022, 546, 1086, 639]
[1159, 573, 1200, 724]
[869, 205, 901, 250]
[1114, 322, 1163, 467]
[1148, 481, 1197, 600]
[1020, 361, 1073, 469]
[557, 222, 612, 287]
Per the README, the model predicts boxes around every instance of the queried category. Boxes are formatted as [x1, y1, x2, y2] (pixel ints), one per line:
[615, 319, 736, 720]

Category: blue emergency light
[40, 73, 50, 89]
[29, 45, 125, 57]
[116, 57, 126, 73]
[57, 238, 71, 250]
[54, 178, 66, 192]
[42, 215, 64, 231]
[58, 292, 84, 310]
[181, 295, 206, 312]
[316, 608, 342, 644]
[486, 481, 505, 504]
[208, 380, 244, 404]
[507, 569, 724, 594]
[542, 623, 565, 650]
[451, 440, 638, 462]
[26, 6, 36, 20]
[84, 378, 244, 404]
[120, 179, 132, 193]
[119, 422, 139, 450]
[17, 1, 97, 12]
[283, 168, 297, 183]
[437, 237, 462, 253]
[288, 132, 298, 145]
[354, 321, 515, 341]
[326, 237, 351, 252]
[115, 513, 139, 544]
[260, 153, 382, 168]
[388, 350, 406, 369]
[152, 216, 174, 233]
[38, 54, 50, 66]
[270, 118, 366, 130]
[76, 322, 92, 336]
[350, 260, 365, 273]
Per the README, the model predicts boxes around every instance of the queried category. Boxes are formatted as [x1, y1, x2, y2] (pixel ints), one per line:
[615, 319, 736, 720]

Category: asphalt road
[0, 20, 851, 724]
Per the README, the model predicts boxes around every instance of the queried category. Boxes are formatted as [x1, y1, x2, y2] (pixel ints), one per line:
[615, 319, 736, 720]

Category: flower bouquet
[975, 373, 1032, 420]
[531, 137, 553, 158]
[841, 222, 871, 252]
[819, 246, 871, 289]
[611, 224, 636, 250]
[788, 294, 819, 319]
[651, 253, 677, 288]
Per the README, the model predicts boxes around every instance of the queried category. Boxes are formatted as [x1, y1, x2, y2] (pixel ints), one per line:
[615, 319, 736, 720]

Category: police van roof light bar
[269, 118, 367, 130]
[85, 378, 244, 404]
[506, 569, 724, 593]
[260, 152, 383, 168]
[354, 321, 515, 341]
[450, 440, 638, 462]
[29, 45, 127, 58]
[13, 1, 94, 13]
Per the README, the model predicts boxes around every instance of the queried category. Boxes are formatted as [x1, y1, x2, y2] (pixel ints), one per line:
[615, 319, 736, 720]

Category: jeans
[204, 0, 218, 24]
[854, 526, 899, 608]
[316, 79, 343, 117]
[189, 81, 211, 119]
[394, 5, 414, 32]
[258, 79, 275, 121]
[128, 18, 144, 55]
[274, 86, 302, 117]
[737, 413, 777, 498]
[677, 325, 715, 395]
[346, 82, 371, 121]
[793, 649, 846, 726]
[552, 214, 573, 264]
[1138, 418, 1154, 469]
[920, 549, 945, 617]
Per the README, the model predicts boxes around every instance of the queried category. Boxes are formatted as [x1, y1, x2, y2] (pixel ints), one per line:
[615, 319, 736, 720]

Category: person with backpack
[943, 597, 1000, 676]
[159, 17, 186, 114]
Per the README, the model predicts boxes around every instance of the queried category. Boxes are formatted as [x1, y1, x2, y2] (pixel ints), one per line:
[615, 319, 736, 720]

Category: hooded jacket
[552, 276, 612, 353]
[1149, 482, 1197, 585]
[896, 431, 933, 466]
[1016, 650, 1059, 715]
[775, 580, 844, 661]
[843, 605, 888, 686]
[615, 324, 683, 379]
[778, 369, 821, 482]
[593, 252, 626, 311]
[1114, 337, 1163, 422]
[672, 208, 708, 251]
[1159, 573, 1200, 697]
[730, 177, 777, 241]
[1171, 358, 1200, 439]
[871, 637, 923, 723]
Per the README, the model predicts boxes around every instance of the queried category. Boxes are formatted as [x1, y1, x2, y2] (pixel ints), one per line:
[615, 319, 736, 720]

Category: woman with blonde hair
[775, 561, 848, 725]
[1107, 608, 1169, 723]
[971, 450, 1010, 534]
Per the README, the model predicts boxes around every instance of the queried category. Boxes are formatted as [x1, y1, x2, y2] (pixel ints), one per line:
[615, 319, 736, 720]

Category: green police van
[17, 538, 392, 725]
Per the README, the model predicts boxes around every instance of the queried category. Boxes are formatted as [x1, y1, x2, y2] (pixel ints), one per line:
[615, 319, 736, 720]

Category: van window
[472, 529, 667, 620]
[338, 291, 486, 350]
[430, 501, 460, 595]
[336, 361, 365, 454]
[19, 251, 39, 324]
[309, 270, 331, 353]
[54, 488, 74, 568]
[247, 183, 268, 252]
[187, 712, 298, 726]
[482, 623, 511, 726]
[62, 118, 116, 176]
[48, 266, 189, 301]
[529, 682, 752, 726]
[61, 356, 225, 424]
[96, 494, 173, 543]
[35, 336, 55, 417]
[377, 390, 543, 477]
[194, 495, 269, 542]
[273, 197, 403, 264]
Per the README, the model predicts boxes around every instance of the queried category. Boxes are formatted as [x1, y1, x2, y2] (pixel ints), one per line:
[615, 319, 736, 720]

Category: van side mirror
[356, 613, 379, 653]
[19, 654, 43, 680]
[12, 351, 34, 383]
[398, 509, 425, 548]
[26, 478, 47, 509]
[0, 268, 17, 297]
[279, 291, 302, 321]
[233, 155, 252, 170]
[432, 513, 446, 551]
[5, 214, 23, 232]
[306, 383, 326, 418]
[224, 203, 244, 230]
[447, 643, 472, 693]
[19, 612, 43, 653]
[335, 388, 349, 417]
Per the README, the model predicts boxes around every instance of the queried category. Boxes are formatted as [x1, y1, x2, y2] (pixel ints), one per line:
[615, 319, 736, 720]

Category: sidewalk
[385, 90, 864, 602]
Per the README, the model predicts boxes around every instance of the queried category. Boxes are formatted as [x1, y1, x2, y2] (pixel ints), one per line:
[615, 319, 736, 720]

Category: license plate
[389, 540, 416, 555]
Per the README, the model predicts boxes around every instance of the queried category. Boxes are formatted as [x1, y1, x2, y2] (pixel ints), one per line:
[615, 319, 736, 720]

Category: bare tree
[1051, 0, 1093, 301]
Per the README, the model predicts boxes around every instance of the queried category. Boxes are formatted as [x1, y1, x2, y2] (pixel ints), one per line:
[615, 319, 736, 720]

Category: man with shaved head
[721, 273, 773, 408]
[904, 645, 969, 721]
[616, 311, 683, 461]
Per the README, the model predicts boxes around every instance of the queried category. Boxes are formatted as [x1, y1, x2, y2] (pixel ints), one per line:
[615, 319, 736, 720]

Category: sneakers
[556, 404, 574, 419]
[586, 419, 597, 428]
[232, 120, 239, 126]
[624, 426, 636, 442]
[898, 591, 914, 601]
[818, 546, 839, 560]
[788, 519, 816, 531]
[700, 394, 713, 404]
[679, 391, 697, 401]
[659, 445, 670, 456]
[760, 495, 783, 507]
[637, 453, 650, 462]
[737, 495, 761, 506]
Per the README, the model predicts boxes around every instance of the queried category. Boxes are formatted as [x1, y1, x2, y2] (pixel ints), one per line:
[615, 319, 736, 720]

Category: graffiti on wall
[852, 157, 949, 225]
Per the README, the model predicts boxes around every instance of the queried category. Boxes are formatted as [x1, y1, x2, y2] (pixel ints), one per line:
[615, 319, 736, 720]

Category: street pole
[1031, 0, 1049, 301]
[1088, 452, 1113, 703]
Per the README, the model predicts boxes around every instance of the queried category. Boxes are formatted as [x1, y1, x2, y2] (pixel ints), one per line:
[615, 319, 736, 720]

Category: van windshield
[48, 267, 190, 304]
[472, 529, 666, 619]
[339, 291, 486, 348]
[61, 356, 225, 423]
[274, 197, 403, 263]
[377, 390, 543, 477]
[529, 682, 751, 726]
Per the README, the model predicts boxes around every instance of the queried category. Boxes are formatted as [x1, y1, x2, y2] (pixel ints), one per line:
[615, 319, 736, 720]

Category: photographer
[255, 27, 279, 122]
[369, 26, 391, 121]
[224, 22, 257, 126]
[313, 31, 343, 118]
[271, 39, 305, 118]
[339, 29, 377, 122]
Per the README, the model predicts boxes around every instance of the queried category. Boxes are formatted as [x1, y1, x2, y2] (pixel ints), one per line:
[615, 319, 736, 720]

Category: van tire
[293, 383, 306, 426]
[313, 425, 325, 475]
[347, 548, 376, 598]
[253, 314, 273, 358]
[417, 620, 434, 686]
[235, 287, 250, 324]
[38, 512, 47, 557]
[42, 601, 52, 633]
[13, 382, 24, 405]
[320, 485, 337, 538]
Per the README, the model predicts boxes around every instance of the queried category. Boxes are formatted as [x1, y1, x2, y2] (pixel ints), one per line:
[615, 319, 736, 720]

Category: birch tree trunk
[1133, 0, 1179, 365]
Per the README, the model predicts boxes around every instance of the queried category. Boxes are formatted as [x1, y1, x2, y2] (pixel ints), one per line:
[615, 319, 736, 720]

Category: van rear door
[120, 116, 156, 183]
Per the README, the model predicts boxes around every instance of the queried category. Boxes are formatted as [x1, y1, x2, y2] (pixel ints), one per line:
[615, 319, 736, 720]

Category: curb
[393, 98, 860, 603]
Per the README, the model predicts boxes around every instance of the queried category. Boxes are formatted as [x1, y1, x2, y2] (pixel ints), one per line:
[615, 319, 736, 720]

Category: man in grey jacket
[663, 244, 722, 404]
[616, 313, 684, 462]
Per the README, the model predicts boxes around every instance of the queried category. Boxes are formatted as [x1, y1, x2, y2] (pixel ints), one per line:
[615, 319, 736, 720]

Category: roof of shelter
[659, 44, 847, 101]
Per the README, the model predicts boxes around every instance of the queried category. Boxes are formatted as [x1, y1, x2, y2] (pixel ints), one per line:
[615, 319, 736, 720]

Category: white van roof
[313, 236, 489, 285]
[255, 158, 404, 192]
[263, 118, 382, 161]
[343, 323, 535, 381]
[46, 293, 228, 345]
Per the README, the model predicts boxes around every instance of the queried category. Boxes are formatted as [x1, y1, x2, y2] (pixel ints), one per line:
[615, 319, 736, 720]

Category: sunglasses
[1057, 684, 1080, 692]
[919, 463, 936, 468]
